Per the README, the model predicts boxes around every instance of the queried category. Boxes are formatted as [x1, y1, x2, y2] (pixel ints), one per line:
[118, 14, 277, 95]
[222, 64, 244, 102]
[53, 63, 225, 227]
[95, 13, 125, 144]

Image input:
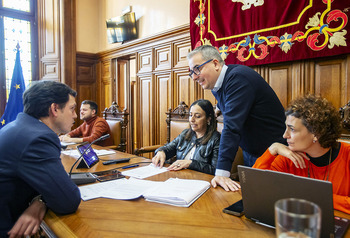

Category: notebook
[237, 165, 350, 238]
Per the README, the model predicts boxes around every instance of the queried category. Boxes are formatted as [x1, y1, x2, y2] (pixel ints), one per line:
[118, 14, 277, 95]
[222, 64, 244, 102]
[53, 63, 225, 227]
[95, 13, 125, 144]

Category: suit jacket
[0, 113, 81, 235]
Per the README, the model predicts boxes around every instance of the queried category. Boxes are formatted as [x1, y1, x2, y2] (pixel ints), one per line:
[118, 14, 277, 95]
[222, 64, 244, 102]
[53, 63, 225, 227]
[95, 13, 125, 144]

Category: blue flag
[0, 48, 26, 129]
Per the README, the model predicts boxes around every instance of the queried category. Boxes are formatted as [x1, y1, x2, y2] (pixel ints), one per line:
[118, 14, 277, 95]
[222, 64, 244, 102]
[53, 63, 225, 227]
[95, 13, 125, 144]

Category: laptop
[237, 165, 350, 238]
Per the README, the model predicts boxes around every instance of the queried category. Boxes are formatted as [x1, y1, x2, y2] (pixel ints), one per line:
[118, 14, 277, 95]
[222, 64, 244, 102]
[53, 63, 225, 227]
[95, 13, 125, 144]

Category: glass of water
[275, 198, 321, 238]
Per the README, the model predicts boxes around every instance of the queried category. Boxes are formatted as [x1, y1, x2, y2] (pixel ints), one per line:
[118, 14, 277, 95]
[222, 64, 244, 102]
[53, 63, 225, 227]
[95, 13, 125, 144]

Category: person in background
[60, 100, 113, 146]
[253, 95, 350, 214]
[152, 99, 220, 175]
[0, 81, 81, 237]
[187, 45, 286, 191]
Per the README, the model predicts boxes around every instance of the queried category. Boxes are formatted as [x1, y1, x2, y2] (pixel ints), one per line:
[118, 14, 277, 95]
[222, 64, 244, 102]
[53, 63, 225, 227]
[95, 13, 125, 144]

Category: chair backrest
[102, 102, 129, 152]
[166, 101, 190, 143]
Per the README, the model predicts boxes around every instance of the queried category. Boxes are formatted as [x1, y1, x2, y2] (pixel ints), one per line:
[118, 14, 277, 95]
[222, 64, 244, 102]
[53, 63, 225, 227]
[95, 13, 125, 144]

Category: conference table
[42, 147, 350, 237]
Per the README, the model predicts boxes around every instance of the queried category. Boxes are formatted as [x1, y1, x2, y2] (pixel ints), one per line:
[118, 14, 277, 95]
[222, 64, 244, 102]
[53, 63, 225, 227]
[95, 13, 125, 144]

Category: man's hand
[211, 175, 241, 192]
[151, 151, 166, 168]
[8, 200, 47, 238]
[59, 135, 83, 143]
[269, 142, 309, 169]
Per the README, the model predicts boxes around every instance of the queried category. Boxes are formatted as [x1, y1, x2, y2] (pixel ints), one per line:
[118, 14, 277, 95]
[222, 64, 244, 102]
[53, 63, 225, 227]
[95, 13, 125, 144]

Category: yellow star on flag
[15, 84, 20, 89]
[1, 119, 5, 125]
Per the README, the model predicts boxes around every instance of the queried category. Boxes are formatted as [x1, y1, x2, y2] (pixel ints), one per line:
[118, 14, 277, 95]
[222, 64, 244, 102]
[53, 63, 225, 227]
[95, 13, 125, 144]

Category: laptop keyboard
[334, 216, 350, 238]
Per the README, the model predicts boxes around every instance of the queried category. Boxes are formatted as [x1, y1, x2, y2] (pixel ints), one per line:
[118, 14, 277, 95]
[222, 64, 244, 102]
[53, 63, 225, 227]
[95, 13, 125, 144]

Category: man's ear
[50, 103, 59, 117]
[212, 58, 221, 71]
[92, 109, 97, 116]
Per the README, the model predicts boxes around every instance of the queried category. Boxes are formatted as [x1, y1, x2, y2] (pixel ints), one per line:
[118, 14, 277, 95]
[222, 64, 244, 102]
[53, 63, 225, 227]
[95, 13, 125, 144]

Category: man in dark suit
[0, 81, 81, 237]
[187, 45, 286, 192]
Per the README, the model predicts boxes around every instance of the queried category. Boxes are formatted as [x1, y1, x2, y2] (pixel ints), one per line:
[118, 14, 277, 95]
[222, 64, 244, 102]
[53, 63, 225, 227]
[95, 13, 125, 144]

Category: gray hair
[187, 45, 224, 66]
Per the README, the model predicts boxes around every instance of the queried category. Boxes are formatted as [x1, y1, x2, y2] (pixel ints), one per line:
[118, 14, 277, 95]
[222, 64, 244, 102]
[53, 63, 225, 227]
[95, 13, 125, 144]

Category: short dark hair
[285, 95, 341, 148]
[23, 81, 77, 119]
[81, 100, 98, 113]
[185, 99, 217, 144]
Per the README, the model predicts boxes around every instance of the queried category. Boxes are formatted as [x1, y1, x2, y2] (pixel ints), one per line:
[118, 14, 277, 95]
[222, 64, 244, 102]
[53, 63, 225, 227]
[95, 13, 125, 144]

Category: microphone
[68, 134, 110, 185]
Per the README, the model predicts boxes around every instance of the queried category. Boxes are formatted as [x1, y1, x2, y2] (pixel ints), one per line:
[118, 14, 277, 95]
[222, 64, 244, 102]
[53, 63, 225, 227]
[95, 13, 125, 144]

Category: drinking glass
[275, 198, 321, 238]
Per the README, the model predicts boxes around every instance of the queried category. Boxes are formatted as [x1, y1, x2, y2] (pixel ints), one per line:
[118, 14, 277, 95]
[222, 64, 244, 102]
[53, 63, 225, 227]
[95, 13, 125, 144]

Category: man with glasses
[187, 45, 286, 192]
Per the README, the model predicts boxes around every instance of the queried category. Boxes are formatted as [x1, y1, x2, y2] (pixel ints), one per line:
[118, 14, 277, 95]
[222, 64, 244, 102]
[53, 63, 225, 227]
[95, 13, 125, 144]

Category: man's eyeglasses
[189, 59, 213, 78]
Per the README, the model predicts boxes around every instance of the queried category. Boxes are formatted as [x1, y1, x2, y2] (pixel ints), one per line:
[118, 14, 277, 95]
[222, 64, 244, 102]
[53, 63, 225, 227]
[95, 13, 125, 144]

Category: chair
[134, 101, 190, 155]
[102, 102, 129, 152]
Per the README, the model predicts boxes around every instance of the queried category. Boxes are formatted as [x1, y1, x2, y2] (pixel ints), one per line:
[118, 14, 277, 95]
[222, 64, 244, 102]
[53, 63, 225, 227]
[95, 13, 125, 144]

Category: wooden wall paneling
[137, 50, 153, 74]
[76, 52, 97, 121]
[154, 44, 171, 72]
[60, 0, 76, 88]
[38, 0, 61, 81]
[266, 64, 292, 109]
[154, 71, 172, 146]
[314, 57, 346, 109]
[345, 55, 350, 105]
[101, 59, 112, 111]
[117, 59, 128, 109]
[173, 38, 191, 69]
[138, 74, 154, 158]
[173, 69, 198, 108]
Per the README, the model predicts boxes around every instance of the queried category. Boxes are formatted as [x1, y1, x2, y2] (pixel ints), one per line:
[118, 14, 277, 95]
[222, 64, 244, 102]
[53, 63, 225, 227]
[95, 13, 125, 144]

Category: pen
[122, 164, 139, 169]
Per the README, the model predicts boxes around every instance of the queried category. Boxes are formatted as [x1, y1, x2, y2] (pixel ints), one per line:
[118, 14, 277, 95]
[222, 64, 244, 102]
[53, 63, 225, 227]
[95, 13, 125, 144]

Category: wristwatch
[30, 195, 46, 207]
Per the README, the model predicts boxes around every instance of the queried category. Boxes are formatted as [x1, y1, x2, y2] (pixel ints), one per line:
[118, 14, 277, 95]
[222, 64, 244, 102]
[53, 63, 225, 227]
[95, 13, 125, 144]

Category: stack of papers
[79, 177, 211, 207]
[143, 178, 211, 207]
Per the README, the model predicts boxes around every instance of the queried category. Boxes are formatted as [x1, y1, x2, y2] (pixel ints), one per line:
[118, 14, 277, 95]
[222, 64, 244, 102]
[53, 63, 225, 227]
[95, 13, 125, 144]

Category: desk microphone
[68, 134, 110, 185]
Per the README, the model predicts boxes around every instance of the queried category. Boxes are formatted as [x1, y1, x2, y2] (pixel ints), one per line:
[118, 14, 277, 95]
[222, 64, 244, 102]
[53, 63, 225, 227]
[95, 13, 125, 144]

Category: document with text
[142, 178, 211, 207]
[79, 177, 211, 207]
[79, 178, 160, 201]
[121, 164, 168, 179]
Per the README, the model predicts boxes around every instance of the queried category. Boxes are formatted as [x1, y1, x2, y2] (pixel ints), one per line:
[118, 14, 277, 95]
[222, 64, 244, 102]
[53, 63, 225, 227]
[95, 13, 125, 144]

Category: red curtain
[190, 0, 350, 66]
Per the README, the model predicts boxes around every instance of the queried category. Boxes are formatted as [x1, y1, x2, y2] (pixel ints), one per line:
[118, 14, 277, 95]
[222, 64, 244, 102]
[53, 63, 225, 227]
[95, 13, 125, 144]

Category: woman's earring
[313, 139, 316, 143]
[207, 121, 210, 125]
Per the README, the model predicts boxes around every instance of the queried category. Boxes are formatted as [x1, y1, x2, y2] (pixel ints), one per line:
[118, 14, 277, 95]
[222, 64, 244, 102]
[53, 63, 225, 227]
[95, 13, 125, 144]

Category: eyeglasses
[189, 59, 213, 78]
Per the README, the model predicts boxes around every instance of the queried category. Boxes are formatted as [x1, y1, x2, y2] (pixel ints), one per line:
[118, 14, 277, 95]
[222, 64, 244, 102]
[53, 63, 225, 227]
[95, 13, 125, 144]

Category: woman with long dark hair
[152, 99, 220, 175]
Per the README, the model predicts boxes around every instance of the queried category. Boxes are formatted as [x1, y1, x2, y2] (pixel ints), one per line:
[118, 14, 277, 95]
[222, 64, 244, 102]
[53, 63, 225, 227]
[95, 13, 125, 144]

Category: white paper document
[142, 178, 211, 207]
[121, 164, 168, 179]
[62, 149, 116, 158]
[79, 177, 210, 207]
[61, 141, 76, 146]
[79, 178, 160, 201]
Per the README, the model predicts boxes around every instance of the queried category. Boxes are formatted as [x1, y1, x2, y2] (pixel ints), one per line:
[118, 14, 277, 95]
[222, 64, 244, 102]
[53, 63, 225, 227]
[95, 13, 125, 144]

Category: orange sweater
[253, 142, 350, 214]
[68, 116, 113, 146]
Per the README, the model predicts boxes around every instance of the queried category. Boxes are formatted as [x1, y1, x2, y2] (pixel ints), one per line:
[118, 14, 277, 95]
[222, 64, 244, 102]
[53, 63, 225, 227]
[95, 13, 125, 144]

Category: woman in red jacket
[253, 95, 350, 214]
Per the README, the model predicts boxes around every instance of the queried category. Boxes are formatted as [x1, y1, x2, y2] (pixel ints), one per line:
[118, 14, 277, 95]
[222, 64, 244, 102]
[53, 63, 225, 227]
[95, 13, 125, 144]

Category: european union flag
[0, 46, 26, 129]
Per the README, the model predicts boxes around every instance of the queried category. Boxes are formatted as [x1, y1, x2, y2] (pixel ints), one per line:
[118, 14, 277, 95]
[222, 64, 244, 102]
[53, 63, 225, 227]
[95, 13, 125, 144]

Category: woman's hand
[269, 142, 309, 169]
[152, 151, 166, 168]
[167, 160, 192, 171]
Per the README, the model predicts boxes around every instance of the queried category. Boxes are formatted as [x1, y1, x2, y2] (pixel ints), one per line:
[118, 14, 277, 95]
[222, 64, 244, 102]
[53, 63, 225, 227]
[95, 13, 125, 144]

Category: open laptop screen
[237, 165, 334, 238]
